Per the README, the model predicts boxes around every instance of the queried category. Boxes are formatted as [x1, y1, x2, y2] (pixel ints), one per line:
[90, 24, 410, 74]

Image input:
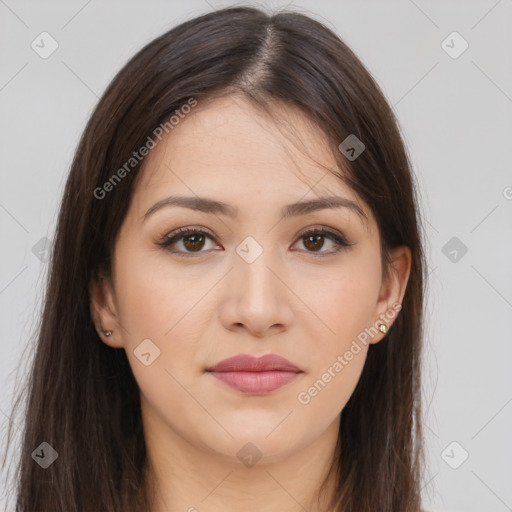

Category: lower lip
[207, 371, 301, 394]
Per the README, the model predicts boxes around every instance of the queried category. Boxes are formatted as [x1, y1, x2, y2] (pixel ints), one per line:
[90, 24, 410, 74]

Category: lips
[205, 354, 303, 394]
[206, 353, 302, 373]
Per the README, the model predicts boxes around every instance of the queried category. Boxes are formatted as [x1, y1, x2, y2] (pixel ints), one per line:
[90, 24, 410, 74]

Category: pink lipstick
[205, 353, 303, 394]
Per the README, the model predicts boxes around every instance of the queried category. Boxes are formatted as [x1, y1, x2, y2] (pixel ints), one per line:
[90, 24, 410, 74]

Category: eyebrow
[142, 195, 368, 223]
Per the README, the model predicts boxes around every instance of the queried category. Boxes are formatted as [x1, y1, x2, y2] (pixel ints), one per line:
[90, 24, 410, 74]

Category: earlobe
[89, 272, 123, 348]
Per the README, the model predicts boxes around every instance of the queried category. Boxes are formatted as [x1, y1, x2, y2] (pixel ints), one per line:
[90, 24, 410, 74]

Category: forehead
[134, 94, 371, 225]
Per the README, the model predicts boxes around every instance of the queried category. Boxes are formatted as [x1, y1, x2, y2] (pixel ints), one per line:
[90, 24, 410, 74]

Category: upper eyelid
[159, 226, 352, 251]
[162, 225, 347, 241]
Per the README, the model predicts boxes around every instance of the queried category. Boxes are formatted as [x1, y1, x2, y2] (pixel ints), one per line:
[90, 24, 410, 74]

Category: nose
[218, 248, 294, 338]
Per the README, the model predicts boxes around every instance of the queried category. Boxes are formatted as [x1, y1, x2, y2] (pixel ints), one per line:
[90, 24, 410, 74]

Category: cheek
[295, 253, 382, 345]
[292, 252, 381, 408]
[112, 244, 210, 384]
[294, 275, 374, 419]
[112, 244, 206, 339]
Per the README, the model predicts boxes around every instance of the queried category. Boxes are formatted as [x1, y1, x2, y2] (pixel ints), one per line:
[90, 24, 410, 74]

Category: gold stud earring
[378, 323, 388, 334]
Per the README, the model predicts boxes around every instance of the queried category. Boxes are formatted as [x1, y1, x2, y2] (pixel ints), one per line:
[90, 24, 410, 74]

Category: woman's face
[92, 94, 410, 464]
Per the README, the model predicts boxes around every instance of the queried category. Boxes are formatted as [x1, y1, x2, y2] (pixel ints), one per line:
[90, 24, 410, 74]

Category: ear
[89, 271, 123, 348]
[370, 246, 412, 344]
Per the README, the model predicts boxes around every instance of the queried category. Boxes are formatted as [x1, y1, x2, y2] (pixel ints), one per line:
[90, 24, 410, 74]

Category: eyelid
[296, 226, 350, 243]
[292, 226, 354, 256]
[158, 224, 354, 257]
[157, 226, 217, 253]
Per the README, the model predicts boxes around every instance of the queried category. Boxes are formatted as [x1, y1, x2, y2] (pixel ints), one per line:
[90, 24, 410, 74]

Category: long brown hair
[3, 6, 426, 511]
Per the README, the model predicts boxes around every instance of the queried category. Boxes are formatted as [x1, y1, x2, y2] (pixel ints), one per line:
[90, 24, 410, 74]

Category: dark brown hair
[3, 5, 426, 511]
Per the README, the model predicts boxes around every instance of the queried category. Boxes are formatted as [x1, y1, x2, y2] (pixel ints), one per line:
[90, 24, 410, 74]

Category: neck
[142, 401, 341, 512]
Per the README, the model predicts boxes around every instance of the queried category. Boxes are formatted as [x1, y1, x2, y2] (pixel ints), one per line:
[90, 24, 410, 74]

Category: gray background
[1, 1, 511, 511]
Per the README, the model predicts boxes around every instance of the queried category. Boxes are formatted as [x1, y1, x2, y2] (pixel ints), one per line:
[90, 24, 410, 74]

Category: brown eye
[159, 227, 352, 258]
[158, 228, 217, 256]
[181, 233, 206, 252]
[294, 229, 352, 256]
[302, 233, 326, 252]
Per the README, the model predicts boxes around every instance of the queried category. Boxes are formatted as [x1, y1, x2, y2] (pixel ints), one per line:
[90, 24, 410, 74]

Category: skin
[90, 94, 411, 512]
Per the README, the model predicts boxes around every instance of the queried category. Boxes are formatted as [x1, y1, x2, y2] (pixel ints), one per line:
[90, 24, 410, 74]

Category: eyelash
[157, 226, 354, 258]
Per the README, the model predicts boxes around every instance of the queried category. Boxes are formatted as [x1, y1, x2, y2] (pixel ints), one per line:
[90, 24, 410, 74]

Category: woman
[4, 5, 426, 511]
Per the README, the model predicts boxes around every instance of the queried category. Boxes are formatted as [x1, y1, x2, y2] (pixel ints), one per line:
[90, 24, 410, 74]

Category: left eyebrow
[281, 196, 367, 223]
[142, 195, 368, 223]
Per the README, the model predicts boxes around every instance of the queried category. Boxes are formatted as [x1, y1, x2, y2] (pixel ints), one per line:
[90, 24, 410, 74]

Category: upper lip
[206, 354, 302, 373]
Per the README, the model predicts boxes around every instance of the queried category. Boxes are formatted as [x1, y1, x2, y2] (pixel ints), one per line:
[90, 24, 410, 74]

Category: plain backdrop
[1, 1, 511, 511]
